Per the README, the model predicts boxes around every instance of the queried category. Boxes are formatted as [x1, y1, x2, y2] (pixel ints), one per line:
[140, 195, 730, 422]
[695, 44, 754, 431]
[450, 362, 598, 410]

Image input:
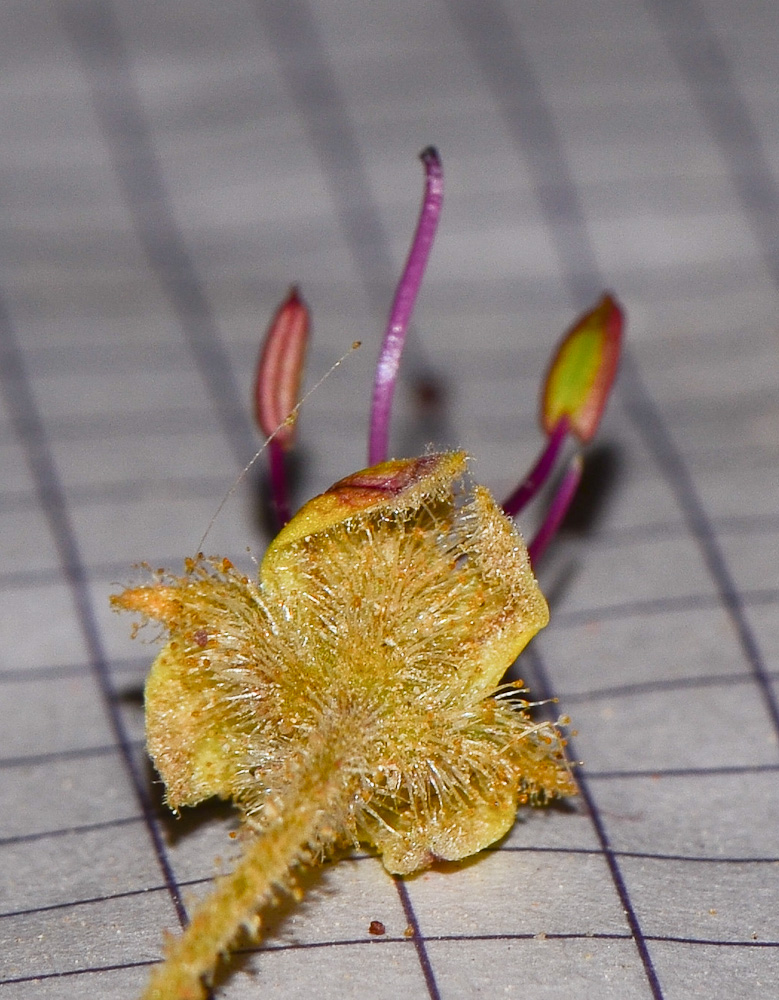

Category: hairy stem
[141, 738, 350, 1000]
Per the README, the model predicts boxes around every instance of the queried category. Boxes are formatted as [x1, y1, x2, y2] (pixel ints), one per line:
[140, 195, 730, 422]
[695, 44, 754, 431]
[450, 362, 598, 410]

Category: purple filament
[502, 416, 569, 518]
[268, 438, 292, 529]
[369, 147, 443, 465]
[528, 453, 583, 566]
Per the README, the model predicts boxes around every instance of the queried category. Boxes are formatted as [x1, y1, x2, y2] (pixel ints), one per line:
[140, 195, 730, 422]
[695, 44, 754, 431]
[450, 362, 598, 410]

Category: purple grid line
[3, 743, 779, 790]
[636, 0, 779, 739]
[253, 0, 439, 393]
[5, 845, 778, 923]
[256, 2, 452, 993]
[4, 932, 776, 990]
[645, 0, 779, 288]
[442, 2, 778, 997]
[444, 0, 604, 307]
[0, 815, 146, 850]
[5, 798, 775, 861]
[445, 1, 669, 994]
[619, 354, 779, 734]
[392, 877, 443, 1000]
[4, 478, 778, 535]
[57, 6, 441, 998]
[0, 288, 189, 931]
[60, 2, 257, 471]
[528, 647, 668, 1000]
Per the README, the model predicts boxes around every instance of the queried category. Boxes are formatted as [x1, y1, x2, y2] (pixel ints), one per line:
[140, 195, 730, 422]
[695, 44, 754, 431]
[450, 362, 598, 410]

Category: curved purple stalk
[528, 453, 583, 566]
[502, 415, 569, 518]
[369, 147, 443, 465]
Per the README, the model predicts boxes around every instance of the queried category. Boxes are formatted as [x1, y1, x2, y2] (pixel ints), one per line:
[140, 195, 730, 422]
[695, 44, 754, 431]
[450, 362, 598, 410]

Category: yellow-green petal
[144, 641, 251, 809]
[261, 452, 466, 586]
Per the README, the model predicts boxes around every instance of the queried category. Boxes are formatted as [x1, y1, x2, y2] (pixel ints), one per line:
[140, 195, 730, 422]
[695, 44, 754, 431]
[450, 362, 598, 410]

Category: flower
[112, 147, 621, 1000]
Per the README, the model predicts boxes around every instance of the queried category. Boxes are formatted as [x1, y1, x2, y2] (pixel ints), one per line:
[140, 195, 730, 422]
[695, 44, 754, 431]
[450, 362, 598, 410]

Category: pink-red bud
[254, 287, 310, 449]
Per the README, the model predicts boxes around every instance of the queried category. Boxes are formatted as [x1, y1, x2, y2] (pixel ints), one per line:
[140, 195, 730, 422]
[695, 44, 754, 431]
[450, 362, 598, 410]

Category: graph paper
[1, 1, 777, 997]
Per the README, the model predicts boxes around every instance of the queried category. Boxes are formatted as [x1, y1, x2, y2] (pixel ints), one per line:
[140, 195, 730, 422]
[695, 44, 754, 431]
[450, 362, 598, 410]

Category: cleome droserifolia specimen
[113, 147, 622, 1000]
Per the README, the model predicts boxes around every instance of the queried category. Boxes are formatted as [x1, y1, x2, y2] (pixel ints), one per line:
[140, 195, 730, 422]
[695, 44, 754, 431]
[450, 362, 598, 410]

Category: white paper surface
[1, 2, 778, 998]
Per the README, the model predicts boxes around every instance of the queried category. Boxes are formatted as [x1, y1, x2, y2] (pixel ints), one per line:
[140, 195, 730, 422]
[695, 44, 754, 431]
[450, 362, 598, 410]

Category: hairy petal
[363, 695, 574, 873]
[261, 453, 548, 701]
[114, 563, 292, 810]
